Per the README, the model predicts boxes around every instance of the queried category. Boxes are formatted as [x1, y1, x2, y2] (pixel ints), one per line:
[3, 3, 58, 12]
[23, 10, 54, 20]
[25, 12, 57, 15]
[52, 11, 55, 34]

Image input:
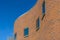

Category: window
[14, 33, 17, 40]
[42, 0, 45, 20]
[42, 0, 45, 14]
[24, 27, 29, 38]
[36, 18, 40, 31]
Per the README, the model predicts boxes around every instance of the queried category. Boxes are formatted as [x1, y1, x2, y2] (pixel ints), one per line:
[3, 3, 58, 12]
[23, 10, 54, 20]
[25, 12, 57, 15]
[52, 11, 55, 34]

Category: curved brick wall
[14, 0, 43, 40]
[14, 0, 60, 40]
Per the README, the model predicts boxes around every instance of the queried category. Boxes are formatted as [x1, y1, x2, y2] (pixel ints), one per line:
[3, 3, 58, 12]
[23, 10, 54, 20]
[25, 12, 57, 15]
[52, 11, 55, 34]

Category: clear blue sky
[0, 0, 37, 40]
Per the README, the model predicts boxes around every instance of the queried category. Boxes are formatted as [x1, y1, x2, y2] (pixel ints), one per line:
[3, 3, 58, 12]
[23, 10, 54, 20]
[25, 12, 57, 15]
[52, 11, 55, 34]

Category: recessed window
[14, 33, 17, 40]
[42, 0, 45, 20]
[36, 18, 40, 31]
[24, 27, 29, 38]
[42, 0, 45, 14]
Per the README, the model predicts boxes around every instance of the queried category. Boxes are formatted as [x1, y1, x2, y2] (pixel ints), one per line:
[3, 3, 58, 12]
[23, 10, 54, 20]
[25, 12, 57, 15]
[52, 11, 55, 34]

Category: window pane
[24, 27, 29, 37]
[36, 18, 40, 31]
[42, 0, 45, 14]
[14, 33, 17, 40]
[42, 0, 45, 20]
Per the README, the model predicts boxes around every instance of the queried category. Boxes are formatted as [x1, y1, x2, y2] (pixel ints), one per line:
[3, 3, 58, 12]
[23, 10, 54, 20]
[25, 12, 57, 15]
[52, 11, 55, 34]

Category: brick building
[14, 0, 60, 40]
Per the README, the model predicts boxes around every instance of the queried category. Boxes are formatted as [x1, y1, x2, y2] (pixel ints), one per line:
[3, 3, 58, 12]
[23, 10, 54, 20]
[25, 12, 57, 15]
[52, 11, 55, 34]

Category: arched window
[24, 27, 29, 38]
[36, 18, 40, 31]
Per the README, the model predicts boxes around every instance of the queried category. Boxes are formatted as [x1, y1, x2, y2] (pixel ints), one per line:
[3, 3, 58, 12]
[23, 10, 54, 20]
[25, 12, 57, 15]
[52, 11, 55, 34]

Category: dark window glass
[24, 27, 29, 38]
[14, 33, 17, 40]
[42, 0, 45, 20]
[42, 0, 45, 14]
[36, 18, 40, 31]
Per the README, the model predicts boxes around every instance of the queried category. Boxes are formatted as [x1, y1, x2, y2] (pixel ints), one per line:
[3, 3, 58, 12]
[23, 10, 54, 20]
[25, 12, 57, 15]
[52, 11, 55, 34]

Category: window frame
[24, 27, 29, 38]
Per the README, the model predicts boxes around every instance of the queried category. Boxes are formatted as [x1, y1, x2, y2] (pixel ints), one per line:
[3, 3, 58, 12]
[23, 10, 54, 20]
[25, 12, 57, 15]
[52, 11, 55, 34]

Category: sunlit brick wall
[14, 0, 43, 40]
[14, 0, 60, 40]
[40, 0, 60, 40]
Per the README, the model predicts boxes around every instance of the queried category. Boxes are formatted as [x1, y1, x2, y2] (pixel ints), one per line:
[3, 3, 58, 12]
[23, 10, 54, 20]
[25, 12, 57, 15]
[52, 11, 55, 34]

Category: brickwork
[14, 0, 43, 40]
[14, 0, 60, 40]
[40, 0, 60, 40]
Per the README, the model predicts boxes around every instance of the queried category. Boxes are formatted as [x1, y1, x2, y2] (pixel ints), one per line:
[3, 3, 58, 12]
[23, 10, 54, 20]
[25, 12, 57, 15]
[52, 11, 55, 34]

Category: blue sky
[0, 0, 37, 40]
